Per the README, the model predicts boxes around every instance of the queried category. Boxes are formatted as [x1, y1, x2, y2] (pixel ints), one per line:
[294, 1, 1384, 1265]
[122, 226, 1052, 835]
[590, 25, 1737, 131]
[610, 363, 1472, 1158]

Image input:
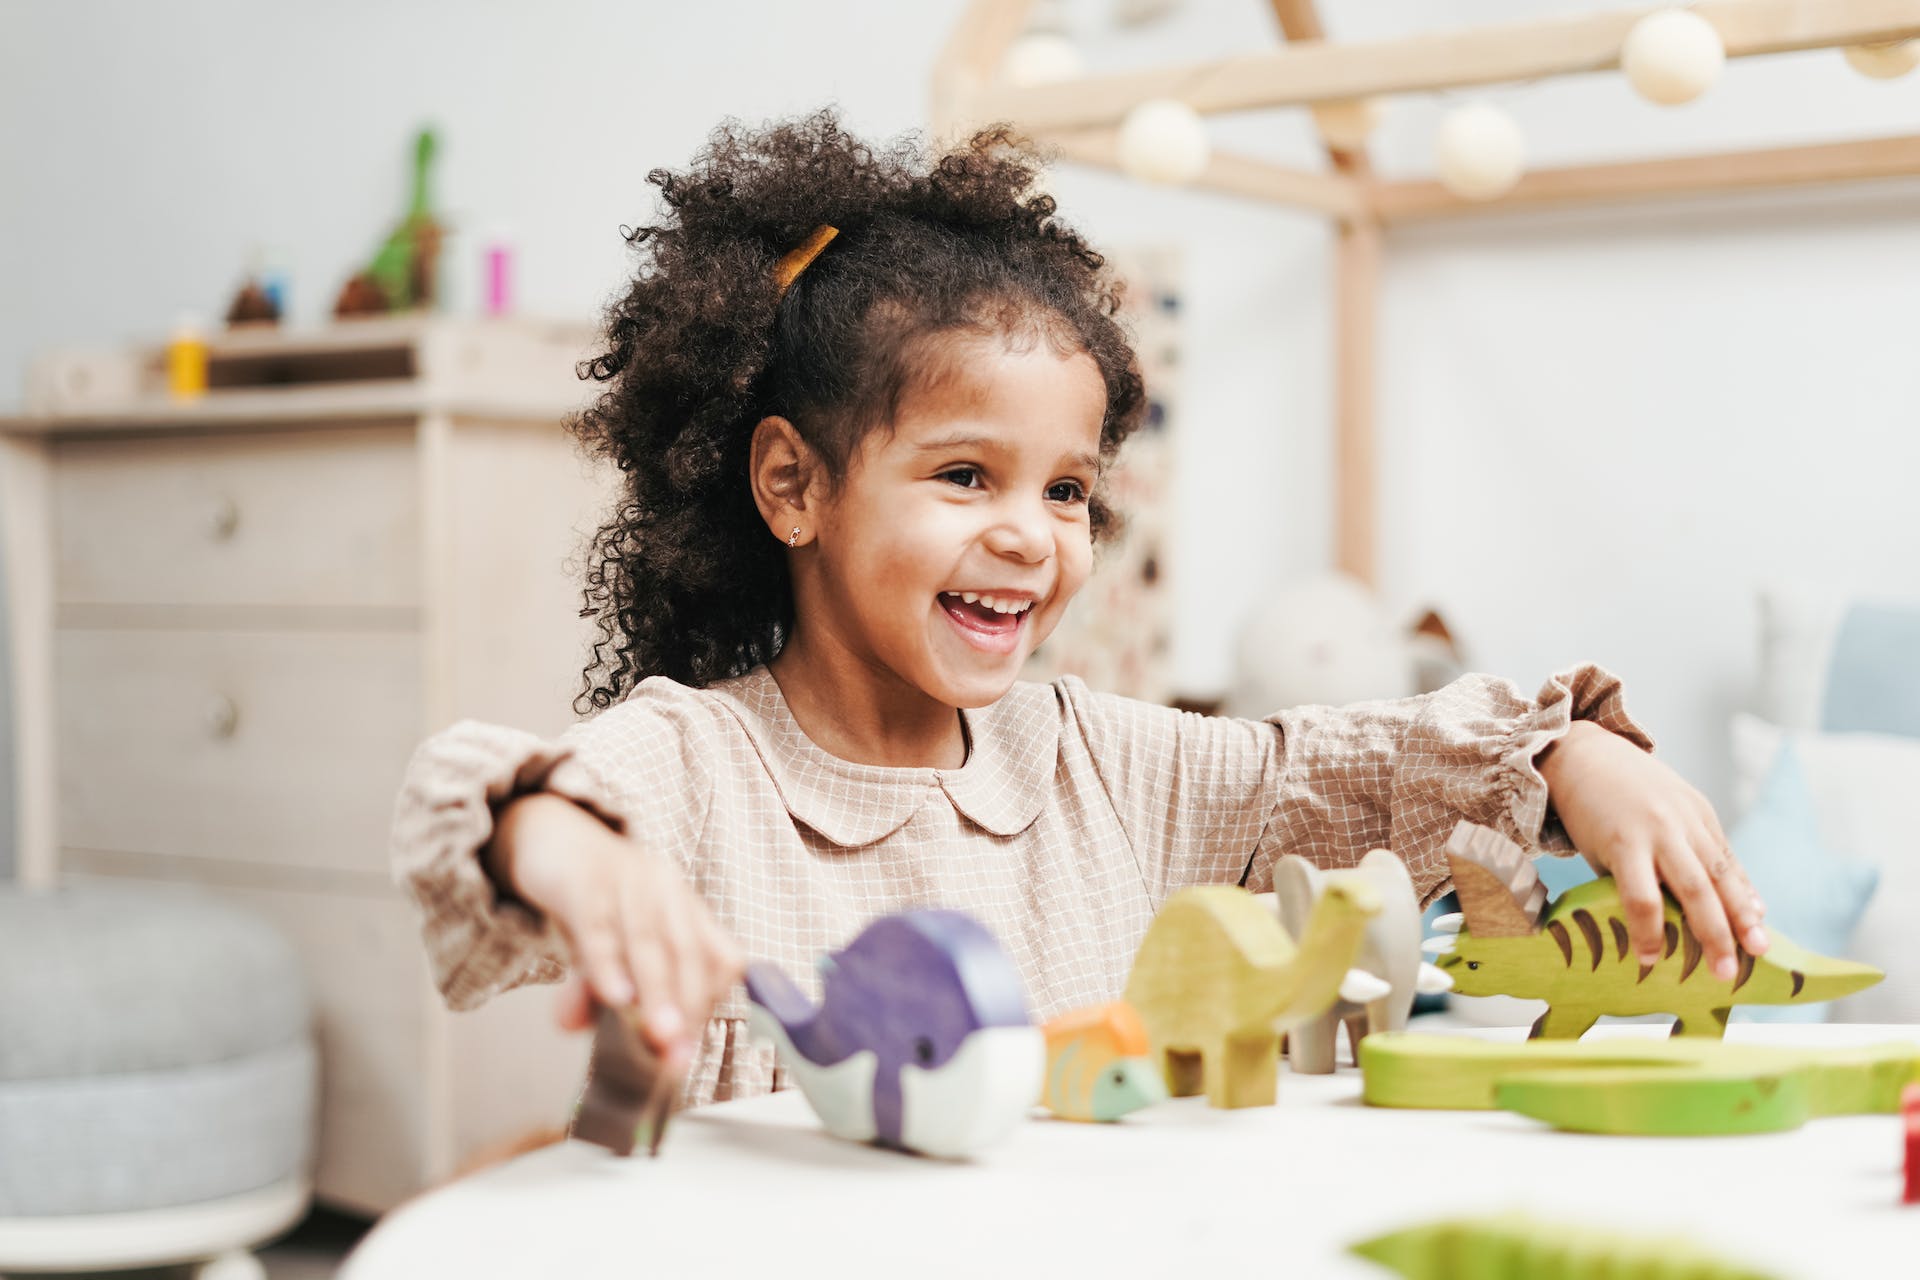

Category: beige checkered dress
[391, 663, 1649, 1108]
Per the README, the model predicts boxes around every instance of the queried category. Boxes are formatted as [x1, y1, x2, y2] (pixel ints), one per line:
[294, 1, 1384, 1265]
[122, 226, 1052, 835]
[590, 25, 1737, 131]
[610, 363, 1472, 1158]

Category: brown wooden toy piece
[1443, 821, 1547, 936]
[572, 1005, 677, 1157]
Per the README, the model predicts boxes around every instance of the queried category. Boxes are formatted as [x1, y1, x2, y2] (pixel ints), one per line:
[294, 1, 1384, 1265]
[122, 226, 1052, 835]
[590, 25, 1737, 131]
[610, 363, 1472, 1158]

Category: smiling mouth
[938, 591, 1034, 648]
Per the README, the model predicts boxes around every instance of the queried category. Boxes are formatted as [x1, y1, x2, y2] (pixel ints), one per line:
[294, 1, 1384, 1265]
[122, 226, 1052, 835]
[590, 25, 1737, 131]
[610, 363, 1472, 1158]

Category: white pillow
[1731, 713, 1920, 1024]
[1755, 584, 1855, 730]
[1756, 583, 1920, 737]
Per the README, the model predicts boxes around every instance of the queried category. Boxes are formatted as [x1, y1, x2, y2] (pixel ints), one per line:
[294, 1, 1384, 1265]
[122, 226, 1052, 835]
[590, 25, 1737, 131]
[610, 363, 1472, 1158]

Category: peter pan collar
[710, 667, 1059, 846]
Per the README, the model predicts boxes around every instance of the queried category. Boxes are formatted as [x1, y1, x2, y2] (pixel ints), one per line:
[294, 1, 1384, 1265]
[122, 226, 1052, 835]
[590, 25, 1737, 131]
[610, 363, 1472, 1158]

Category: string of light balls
[997, 8, 1919, 202]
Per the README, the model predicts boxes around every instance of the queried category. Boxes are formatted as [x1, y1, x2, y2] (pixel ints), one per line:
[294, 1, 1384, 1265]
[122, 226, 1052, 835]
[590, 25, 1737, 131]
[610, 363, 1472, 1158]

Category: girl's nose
[983, 498, 1051, 563]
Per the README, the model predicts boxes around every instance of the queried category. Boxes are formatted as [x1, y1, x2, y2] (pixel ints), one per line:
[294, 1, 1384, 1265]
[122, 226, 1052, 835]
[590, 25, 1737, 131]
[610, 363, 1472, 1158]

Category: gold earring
[788, 526, 801, 548]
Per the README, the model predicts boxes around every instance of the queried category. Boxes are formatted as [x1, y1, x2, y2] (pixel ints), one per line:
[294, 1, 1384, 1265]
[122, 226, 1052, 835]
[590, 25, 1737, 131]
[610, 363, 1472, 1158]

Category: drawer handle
[206, 496, 240, 541]
[203, 694, 240, 739]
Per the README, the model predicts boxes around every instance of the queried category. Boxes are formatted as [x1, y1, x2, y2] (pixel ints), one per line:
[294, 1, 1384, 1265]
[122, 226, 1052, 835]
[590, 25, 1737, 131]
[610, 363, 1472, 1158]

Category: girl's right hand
[486, 794, 744, 1069]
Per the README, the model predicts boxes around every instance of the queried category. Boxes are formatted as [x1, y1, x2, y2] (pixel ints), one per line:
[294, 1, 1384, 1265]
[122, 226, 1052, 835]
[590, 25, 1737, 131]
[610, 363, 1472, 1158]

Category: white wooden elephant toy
[1264, 848, 1453, 1073]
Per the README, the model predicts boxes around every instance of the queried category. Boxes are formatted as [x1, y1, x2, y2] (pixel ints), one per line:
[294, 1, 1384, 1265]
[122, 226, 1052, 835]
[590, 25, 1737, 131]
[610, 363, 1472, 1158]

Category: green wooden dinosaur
[1427, 822, 1882, 1039]
[1351, 1211, 1779, 1279]
[1123, 882, 1378, 1109]
[1360, 1031, 1920, 1134]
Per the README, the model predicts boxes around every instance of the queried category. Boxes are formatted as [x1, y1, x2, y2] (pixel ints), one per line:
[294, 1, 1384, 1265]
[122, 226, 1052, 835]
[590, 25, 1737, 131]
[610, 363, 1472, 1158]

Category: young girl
[392, 110, 1767, 1109]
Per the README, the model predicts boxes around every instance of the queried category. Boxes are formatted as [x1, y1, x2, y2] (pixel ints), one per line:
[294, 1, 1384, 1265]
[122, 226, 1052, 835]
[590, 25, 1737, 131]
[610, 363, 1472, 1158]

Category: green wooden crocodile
[1351, 1211, 1778, 1279]
[1427, 822, 1882, 1039]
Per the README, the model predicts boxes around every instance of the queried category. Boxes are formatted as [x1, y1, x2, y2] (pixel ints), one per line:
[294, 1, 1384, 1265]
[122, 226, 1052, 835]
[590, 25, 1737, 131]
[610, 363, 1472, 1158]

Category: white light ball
[1844, 40, 1920, 80]
[1117, 99, 1211, 185]
[1001, 32, 1084, 86]
[1621, 8, 1725, 105]
[1312, 97, 1386, 151]
[1434, 103, 1525, 202]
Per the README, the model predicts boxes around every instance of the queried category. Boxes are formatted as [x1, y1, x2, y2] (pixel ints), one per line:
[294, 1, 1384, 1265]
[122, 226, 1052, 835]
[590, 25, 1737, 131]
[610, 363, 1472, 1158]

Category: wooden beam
[1045, 127, 1365, 220]
[1332, 218, 1381, 587]
[973, 0, 1920, 132]
[932, 0, 1039, 142]
[1267, 0, 1375, 178]
[1374, 133, 1920, 223]
[1, 435, 55, 888]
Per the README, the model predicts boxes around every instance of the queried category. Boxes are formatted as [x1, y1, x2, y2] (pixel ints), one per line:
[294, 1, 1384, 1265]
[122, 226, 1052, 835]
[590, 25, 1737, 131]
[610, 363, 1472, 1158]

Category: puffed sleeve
[1065, 664, 1653, 908]
[388, 677, 723, 1011]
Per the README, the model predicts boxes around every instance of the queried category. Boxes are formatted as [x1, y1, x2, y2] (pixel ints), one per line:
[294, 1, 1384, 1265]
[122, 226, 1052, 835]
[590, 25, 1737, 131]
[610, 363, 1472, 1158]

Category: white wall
[3, 0, 1917, 845]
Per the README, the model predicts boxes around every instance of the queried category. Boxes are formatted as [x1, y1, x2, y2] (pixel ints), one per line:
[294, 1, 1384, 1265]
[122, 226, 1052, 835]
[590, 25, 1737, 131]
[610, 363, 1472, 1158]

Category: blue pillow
[1728, 740, 1879, 1023]
[1533, 850, 1597, 898]
[1824, 601, 1920, 739]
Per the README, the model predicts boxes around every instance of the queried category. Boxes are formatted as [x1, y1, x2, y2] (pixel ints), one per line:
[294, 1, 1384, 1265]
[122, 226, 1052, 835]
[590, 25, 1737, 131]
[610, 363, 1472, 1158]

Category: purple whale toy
[746, 910, 1045, 1158]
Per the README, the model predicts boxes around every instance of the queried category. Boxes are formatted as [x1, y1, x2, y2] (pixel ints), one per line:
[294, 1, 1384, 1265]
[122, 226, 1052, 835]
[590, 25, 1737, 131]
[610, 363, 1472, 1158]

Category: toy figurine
[1903, 1082, 1920, 1205]
[1039, 1000, 1165, 1123]
[1351, 1211, 1778, 1279]
[746, 910, 1044, 1158]
[1426, 821, 1882, 1039]
[1360, 1031, 1920, 1136]
[334, 127, 445, 316]
[1124, 882, 1379, 1109]
[572, 1004, 678, 1157]
[1267, 849, 1454, 1072]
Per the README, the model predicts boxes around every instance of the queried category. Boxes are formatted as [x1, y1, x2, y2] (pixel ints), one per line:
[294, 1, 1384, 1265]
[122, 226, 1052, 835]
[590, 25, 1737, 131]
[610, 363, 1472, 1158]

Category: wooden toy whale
[746, 910, 1044, 1158]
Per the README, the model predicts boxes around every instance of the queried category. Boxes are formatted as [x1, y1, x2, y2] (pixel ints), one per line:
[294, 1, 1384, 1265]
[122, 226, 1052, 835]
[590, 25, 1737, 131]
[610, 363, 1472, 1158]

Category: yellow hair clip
[773, 224, 839, 296]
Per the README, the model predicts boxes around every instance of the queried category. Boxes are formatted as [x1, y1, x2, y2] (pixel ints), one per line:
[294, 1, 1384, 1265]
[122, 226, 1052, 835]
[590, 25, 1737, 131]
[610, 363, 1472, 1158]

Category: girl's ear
[749, 416, 824, 545]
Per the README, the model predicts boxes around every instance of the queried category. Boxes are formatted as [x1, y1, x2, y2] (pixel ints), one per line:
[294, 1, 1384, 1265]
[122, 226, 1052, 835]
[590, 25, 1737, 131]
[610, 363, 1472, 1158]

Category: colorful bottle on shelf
[167, 313, 209, 399]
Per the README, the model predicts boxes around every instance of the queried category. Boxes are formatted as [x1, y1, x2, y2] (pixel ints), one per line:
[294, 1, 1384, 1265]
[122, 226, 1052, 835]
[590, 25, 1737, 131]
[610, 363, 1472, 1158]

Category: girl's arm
[482, 789, 741, 1066]
[1063, 663, 1649, 910]
[389, 683, 736, 1065]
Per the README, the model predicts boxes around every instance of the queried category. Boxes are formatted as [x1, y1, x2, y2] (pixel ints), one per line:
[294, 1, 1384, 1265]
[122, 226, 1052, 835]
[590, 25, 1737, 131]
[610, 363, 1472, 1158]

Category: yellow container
[167, 316, 208, 398]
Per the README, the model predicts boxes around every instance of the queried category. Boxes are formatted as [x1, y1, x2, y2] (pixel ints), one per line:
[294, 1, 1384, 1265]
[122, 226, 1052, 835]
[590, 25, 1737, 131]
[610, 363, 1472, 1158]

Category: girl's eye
[940, 467, 980, 489]
[1047, 480, 1089, 504]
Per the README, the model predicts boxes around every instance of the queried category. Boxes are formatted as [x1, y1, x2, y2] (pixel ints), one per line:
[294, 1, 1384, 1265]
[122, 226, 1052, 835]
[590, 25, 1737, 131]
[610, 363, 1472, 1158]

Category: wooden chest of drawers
[2, 317, 615, 1214]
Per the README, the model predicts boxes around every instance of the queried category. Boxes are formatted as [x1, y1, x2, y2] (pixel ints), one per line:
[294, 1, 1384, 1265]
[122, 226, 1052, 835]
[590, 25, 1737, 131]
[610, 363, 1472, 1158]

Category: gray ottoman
[0, 883, 317, 1276]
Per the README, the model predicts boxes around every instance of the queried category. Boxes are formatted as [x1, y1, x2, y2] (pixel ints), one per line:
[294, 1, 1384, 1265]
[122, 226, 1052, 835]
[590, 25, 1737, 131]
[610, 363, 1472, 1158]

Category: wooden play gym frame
[932, 0, 1920, 586]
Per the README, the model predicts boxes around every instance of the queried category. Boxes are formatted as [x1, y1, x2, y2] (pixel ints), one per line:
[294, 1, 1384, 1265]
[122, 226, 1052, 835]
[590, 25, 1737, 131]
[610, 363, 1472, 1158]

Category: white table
[343, 1024, 1920, 1279]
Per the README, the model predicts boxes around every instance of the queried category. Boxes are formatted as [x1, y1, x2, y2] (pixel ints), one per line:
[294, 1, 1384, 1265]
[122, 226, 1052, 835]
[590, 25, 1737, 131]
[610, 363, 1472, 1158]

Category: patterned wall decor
[1021, 246, 1180, 704]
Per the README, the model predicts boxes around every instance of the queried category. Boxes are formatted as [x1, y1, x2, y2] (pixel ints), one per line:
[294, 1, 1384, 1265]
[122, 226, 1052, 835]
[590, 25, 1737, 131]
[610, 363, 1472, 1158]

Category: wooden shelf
[6, 315, 600, 437]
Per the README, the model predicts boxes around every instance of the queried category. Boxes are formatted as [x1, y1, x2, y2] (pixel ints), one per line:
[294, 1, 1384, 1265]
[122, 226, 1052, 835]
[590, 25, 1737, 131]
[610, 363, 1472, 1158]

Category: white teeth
[945, 592, 1033, 615]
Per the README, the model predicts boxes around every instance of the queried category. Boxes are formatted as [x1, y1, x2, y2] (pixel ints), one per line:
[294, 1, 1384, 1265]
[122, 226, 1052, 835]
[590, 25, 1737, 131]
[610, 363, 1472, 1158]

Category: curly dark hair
[568, 108, 1146, 711]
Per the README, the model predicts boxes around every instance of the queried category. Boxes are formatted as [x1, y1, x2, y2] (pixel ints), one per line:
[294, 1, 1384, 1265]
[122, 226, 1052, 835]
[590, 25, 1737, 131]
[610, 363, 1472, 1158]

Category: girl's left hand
[1536, 721, 1768, 981]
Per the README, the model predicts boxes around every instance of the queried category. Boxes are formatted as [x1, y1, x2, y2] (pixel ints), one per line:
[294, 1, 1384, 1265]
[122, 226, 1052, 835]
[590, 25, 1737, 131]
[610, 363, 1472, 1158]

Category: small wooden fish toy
[1039, 1001, 1165, 1123]
[1425, 821, 1882, 1039]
